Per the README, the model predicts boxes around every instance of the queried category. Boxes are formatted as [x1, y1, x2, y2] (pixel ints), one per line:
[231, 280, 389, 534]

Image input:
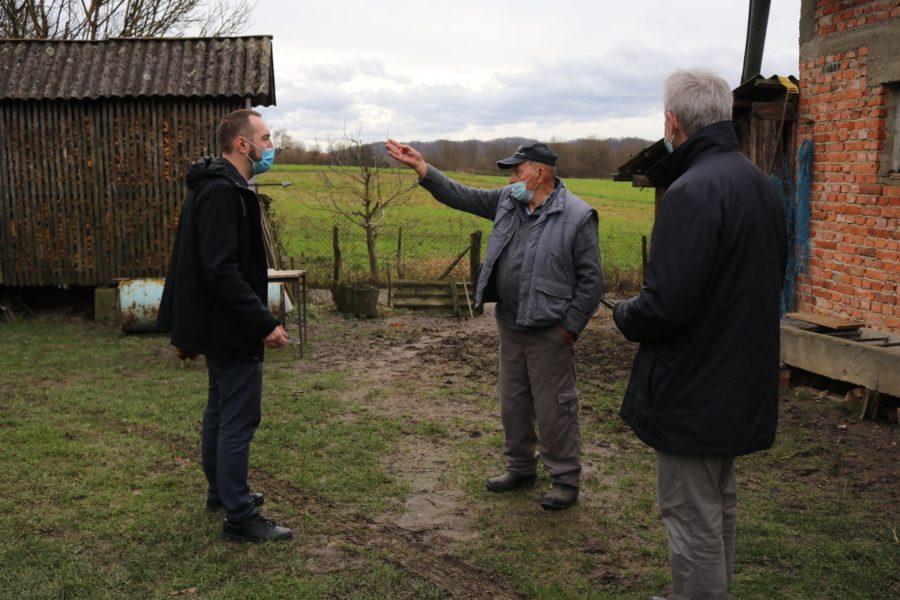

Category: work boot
[485, 470, 537, 492]
[540, 483, 579, 510]
[206, 491, 265, 512]
[223, 515, 292, 543]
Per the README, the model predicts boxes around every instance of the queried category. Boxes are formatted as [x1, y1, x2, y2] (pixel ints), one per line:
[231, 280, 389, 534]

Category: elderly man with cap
[386, 139, 603, 509]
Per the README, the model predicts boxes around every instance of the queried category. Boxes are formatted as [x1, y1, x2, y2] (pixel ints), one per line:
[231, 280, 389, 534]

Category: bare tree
[0, 0, 253, 39]
[272, 128, 295, 152]
[309, 129, 417, 280]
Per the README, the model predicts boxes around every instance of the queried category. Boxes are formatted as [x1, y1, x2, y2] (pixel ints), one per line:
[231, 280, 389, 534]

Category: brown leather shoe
[485, 470, 537, 492]
[540, 483, 579, 510]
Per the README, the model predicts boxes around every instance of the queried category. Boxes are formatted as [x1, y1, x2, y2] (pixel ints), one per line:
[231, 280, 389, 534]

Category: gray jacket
[419, 165, 603, 336]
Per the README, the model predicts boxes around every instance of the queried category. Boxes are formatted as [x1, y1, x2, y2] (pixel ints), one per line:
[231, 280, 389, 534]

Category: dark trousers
[202, 356, 263, 523]
[498, 323, 581, 486]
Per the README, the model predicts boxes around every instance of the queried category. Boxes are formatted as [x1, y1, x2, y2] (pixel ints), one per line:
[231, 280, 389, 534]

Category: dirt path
[294, 297, 898, 564]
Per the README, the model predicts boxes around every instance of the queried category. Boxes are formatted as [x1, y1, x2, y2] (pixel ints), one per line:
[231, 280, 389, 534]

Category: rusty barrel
[116, 279, 289, 333]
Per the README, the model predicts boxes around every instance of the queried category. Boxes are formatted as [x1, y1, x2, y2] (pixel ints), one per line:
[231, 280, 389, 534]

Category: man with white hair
[613, 69, 787, 599]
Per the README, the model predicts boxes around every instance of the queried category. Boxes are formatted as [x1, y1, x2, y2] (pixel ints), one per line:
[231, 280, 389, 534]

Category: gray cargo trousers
[656, 452, 737, 600]
[498, 323, 581, 486]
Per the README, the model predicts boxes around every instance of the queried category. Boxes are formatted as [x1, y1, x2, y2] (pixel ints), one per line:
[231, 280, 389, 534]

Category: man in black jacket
[158, 109, 291, 543]
[613, 70, 787, 599]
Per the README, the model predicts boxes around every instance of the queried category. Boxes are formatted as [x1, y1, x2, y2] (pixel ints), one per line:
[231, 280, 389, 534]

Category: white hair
[663, 69, 733, 137]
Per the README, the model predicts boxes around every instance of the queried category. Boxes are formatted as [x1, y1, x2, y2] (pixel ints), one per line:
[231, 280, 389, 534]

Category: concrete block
[781, 324, 900, 397]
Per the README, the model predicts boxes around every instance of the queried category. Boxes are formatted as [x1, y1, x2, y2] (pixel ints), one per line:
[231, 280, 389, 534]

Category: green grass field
[257, 165, 655, 288]
[1, 314, 897, 599]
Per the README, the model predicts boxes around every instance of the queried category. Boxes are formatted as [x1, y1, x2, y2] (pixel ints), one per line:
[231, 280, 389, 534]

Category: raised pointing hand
[385, 139, 428, 178]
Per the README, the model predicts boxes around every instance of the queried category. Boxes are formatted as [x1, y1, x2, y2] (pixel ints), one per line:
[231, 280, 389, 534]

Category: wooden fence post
[469, 230, 482, 284]
[332, 225, 342, 291]
[641, 235, 648, 282]
[396, 227, 404, 279]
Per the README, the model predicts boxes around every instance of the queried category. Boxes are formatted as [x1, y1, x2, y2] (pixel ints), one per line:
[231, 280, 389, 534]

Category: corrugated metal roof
[0, 36, 275, 105]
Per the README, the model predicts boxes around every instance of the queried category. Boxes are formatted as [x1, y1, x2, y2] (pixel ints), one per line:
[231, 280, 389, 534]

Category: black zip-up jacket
[614, 121, 787, 457]
[157, 157, 278, 361]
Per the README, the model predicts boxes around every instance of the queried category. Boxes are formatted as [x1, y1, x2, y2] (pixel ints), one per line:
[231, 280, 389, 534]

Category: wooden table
[267, 269, 308, 357]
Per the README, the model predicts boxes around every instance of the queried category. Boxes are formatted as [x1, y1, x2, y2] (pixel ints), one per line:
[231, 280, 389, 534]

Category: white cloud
[251, 0, 802, 146]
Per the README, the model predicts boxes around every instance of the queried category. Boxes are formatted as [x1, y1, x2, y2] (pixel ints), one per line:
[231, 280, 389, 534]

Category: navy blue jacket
[157, 157, 277, 361]
[614, 122, 787, 457]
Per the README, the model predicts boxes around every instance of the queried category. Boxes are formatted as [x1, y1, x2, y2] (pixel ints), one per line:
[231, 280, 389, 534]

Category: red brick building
[796, 0, 900, 333]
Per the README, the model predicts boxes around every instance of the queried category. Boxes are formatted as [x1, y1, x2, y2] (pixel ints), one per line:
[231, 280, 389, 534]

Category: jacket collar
[646, 121, 741, 188]
[185, 156, 253, 192]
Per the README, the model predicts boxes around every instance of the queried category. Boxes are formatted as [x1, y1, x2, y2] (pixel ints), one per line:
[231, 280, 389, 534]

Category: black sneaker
[223, 515, 292, 543]
[206, 491, 265, 512]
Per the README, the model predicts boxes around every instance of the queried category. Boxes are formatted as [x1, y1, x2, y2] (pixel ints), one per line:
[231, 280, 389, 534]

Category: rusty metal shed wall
[0, 37, 275, 287]
[0, 36, 275, 105]
[0, 97, 245, 286]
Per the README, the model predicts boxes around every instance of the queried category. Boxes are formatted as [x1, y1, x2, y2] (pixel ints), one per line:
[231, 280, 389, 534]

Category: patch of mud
[284, 296, 898, 595]
[293, 300, 636, 553]
[304, 537, 368, 575]
[374, 434, 478, 545]
[778, 387, 899, 500]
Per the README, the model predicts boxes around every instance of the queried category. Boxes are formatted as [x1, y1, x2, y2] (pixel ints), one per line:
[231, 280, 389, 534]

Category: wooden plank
[393, 299, 456, 309]
[751, 100, 796, 122]
[18, 101, 40, 285]
[75, 101, 91, 283]
[0, 102, 16, 285]
[394, 285, 458, 298]
[136, 100, 152, 277]
[785, 311, 861, 331]
[632, 174, 653, 188]
[449, 282, 460, 316]
[393, 280, 458, 289]
[46, 101, 67, 284]
[87, 101, 108, 284]
[64, 102, 81, 284]
[0, 103, 11, 284]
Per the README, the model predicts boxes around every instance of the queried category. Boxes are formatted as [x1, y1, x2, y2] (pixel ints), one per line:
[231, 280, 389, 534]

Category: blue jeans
[202, 356, 263, 523]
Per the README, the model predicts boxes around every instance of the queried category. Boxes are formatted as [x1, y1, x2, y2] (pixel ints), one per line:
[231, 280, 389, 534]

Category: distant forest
[274, 134, 654, 179]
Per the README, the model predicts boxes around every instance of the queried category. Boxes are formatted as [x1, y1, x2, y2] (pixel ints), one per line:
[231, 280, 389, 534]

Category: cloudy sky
[245, 0, 801, 147]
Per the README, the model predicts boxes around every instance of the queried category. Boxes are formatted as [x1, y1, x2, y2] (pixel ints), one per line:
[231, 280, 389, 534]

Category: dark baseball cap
[496, 142, 558, 169]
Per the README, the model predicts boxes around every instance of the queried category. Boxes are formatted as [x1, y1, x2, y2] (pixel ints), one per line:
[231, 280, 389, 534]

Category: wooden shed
[614, 74, 799, 214]
[0, 36, 275, 289]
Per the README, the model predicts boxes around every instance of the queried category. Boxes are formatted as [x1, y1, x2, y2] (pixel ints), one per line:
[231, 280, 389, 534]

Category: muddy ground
[278, 294, 898, 598]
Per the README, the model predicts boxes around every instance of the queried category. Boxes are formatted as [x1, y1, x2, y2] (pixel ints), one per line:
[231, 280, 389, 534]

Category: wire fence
[274, 217, 646, 295]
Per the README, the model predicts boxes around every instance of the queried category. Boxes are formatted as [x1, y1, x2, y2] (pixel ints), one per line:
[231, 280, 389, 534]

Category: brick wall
[797, 0, 900, 333]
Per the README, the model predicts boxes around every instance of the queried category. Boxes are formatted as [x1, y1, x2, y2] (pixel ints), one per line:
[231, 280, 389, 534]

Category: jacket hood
[646, 121, 741, 188]
[185, 156, 249, 191]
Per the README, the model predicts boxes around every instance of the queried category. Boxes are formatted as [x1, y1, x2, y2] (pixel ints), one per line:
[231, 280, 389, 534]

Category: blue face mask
[663, 112, 676, 153]
[244, 139, 276, 175]
[509, 169, 539, 203]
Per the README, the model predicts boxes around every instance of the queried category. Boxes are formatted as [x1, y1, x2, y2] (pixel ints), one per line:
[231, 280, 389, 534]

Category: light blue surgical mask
[243, 139, 276, 175]
[663, 135, 674, 154]
[509, 169, 539, 203]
